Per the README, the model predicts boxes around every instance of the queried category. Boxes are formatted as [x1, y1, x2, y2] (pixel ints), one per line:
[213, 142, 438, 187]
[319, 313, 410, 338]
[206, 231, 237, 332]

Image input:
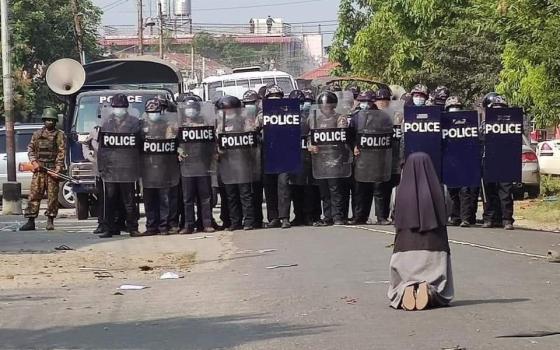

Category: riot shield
[381, 100, 405, 175]
[309, 106, 353, 179]
[262, 98, 302, 174]
[178, 102, 217, 178]
[403, 105, 443, 177]
[335, 91, 356, 116]
[483, 107, 523, 183]
[216, 106, 261, 185]
[140, 110, 180, 189]
[97, 107, 142, 183]
[289, 108, 314, 185]
[441, 110, 481, 188]
[354, 110, 394, 183]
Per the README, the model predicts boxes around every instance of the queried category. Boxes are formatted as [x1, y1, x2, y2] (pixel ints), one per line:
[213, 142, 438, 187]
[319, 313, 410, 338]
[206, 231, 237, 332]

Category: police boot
[19, 218, 36, 231]
[46, 217, 55, 231]
[281, 218, 291, 229]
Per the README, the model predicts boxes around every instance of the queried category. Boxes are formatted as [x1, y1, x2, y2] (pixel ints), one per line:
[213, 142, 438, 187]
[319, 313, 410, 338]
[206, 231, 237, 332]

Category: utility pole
[158, 1, 163, 59]
[137, 0, 144, 55]
[70, 0, 84, 63]
[1, 0, 22, 214]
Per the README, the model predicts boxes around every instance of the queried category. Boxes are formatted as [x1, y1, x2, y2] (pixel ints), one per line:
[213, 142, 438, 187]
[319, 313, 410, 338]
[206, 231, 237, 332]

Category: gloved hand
[308, 145, 319, 154]
[354, 146, 361, 156]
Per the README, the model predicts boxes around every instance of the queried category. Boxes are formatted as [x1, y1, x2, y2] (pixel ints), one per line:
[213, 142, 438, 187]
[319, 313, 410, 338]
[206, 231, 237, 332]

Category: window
[262, 78, 275, 87]
[276, 77, 295, 95]
[236, 79, 250, 90]
[249, 78, 263, 90]
[207, 81, 224, 101]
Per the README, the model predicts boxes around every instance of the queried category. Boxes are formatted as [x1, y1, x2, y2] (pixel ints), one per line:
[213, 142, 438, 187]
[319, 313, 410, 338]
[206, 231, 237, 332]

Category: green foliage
[332, 0, 560, 115]
[192, 32, 281, 70]
[540, 175, 560, 197]
[0, 0, 102, 121]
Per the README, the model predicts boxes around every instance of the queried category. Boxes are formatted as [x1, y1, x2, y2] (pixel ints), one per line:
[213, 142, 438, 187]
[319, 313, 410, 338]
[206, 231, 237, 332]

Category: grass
[516, 199, 560, 227]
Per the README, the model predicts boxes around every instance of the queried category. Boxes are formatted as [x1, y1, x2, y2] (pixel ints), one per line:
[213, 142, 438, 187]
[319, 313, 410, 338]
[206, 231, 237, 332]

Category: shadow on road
[0, 313, 336, 349]
[452, 298, 531, 307]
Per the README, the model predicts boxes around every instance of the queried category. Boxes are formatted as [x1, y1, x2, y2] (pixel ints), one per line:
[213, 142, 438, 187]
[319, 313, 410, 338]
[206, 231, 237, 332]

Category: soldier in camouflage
[20, 108, 66, 231]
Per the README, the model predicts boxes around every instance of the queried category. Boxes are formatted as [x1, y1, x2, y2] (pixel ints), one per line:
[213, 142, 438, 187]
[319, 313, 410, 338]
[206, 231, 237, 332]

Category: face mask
[302, 102, 312, 111]
[359, 102, 370, 110]
[113, 108, 127, 118]
[44, 120, 55, 130]
[448, 107, 461, 112]
[147, 113, 161, 122]
[412, 96, 426, 106]
[184, 108, 198, 118]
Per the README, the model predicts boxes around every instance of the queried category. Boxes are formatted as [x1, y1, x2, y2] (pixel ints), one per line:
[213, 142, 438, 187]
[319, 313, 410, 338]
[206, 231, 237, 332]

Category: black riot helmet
[434, 85, 450, 105]
[327, 84, 342, 92]
[216, 95, 242, 110]
[288, 89, 306, 104]
[317, 91, 338, 105]
[111, 93, 129, 108]
[357, 90, 376, 102]
[265, 85, 284, 99]
[483, 92, 509, 108]
[182, 96, 202, 111]
[375, 88, 392, 101]
[345, 84, 361, 99]
[303, 89, 315, 103]
[177, 92, 202, 103]
[242, 90, 259, 104]
[257, 85, 268, 100]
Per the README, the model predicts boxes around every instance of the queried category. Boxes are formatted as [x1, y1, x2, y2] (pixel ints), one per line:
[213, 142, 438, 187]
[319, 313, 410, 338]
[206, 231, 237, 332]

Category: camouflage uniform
[24, 127, 66, 218]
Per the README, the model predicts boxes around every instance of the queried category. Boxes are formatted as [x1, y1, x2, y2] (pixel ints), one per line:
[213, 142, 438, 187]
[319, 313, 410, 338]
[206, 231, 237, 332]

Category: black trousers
[291, 184, 321, 222]
[449, 187, 479, 224]
[96, 177, 126, 229]
[483, 182, 514, 224]
[182, 176, 213, 229]
[252, 181, 264, 226]
[104, 182, 138, 233]
[374, 174, 401, 221]
[218, 184, 230, 228]
[354, 182, 374, 222]
[144, 186, 176, 233]
[224, 183, 255, 228]
[263, 173, 291, 220]
[318, 178, 348, 222]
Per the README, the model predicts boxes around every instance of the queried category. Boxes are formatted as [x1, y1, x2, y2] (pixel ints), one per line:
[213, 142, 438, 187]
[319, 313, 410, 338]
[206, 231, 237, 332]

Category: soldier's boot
[46, 217, 55, 231]
[19, 218, 36, 231]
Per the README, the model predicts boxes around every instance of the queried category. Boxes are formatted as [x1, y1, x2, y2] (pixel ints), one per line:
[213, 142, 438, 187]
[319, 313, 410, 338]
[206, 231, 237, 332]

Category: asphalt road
[0, 214, 559, 350]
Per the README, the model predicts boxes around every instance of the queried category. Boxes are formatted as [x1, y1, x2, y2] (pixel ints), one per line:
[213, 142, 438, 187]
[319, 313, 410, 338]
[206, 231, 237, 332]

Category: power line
[103, 0, 129, 11]
[193, 0, 328, 12]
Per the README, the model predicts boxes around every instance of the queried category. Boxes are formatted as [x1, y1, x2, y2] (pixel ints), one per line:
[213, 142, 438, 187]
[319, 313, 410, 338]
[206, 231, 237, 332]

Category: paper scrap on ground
[188, 235, 214, 240]
[266, 264, 298, 269]
[160, 272, 183, 280]
[118, 284, 149, 290]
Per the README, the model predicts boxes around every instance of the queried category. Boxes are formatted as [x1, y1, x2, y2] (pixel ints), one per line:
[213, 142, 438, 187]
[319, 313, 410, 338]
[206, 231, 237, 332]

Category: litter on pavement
[188, 235, 214, 240]
[266, 264, 298, 269]
[160, 272, 183, 279]
[547, 250, 560, 262]
[118, 284, 149, 290]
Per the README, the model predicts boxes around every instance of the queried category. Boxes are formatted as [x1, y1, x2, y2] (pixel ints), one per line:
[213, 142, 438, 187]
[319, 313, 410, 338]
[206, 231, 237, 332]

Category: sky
[94, 0, 340, 43]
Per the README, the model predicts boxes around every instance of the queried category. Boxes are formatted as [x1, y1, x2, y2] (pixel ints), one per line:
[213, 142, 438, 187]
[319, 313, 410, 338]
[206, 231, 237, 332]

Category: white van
[196, 69, 298, 102]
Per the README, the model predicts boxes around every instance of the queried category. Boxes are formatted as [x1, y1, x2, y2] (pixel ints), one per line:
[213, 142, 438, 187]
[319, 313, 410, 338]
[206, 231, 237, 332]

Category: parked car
[513, 135, 540, 199]
[536, 139, 560, 175]
[0, 124, 75, 208]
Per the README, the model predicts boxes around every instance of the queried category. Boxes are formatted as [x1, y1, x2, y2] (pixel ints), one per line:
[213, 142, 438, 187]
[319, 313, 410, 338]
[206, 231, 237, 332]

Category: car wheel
[76, 192, 89, 220]
[527, 185, 540, 199]
[58, 181, 76, 208]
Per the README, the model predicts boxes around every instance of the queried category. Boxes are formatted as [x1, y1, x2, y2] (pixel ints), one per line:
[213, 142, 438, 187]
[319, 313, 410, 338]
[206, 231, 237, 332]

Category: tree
[0, 0, 102, 121]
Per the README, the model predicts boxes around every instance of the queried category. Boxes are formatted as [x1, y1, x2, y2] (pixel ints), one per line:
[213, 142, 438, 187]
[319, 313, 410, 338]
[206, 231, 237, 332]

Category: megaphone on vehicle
[46, 58, 86, 95]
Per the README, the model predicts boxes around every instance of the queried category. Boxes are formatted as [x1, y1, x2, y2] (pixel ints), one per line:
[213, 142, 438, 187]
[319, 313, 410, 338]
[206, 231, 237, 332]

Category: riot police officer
[216, 95, 259, 231]
[97, 94, 142, 238]
[178, 96, 216, 234]
[308, 91, 352, 226]
[262, 85, 292, 229]
[433, 85, 450, 108]
[242, 89, 265, 229]
[288, 89, 322, 226]
[445, 96, 479, 227]
[20, 108, 66, 231]
[481, 92, 515, 230]
[140, 98, 180, 236]
[411, 84, 429, 106]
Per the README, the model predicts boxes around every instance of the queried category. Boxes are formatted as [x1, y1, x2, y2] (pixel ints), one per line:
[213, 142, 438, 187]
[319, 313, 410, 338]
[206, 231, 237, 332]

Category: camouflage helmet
[345, 84, 361, 99]
[265, 85, 284, 99]
[434, 85, 450, 104]
[145, 98, 163, 113]
[181, 96, 202, 111]
[483, 92, 508, 108]
[41, 107, 59, 121]
[327, 84, 342, 92]
[411, 84, 429, 98]
[288, 89, 306, 103]
[444, 96, 464, 111]
[302, 89, 315, 102]
[242, 90, 259, 104]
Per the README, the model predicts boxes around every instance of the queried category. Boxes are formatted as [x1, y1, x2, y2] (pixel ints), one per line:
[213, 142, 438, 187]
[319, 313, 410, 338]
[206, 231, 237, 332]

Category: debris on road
[94, 271, 113, 279]
[54, 245, 74, 251]
[441, 346, 466, 350]
[496, 331, 560, 338]
[139, 265, 153, 271]
[235, 248, 277, 254]
[160, 272, 183, 280]
[258, 249, 277, 253]
[364, 280, 390, 284]
[188, 235, 214, 240]
[265, 264, 298, 269]
[113, 292, 124, 296]
[79, 267, 109, 272]
[341, 296, 358, 305]
[117, 284, 149, 290]
[547, 250, 560, 263]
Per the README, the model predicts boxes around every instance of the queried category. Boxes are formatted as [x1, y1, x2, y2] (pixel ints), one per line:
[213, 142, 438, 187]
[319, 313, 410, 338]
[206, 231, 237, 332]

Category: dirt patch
[515, 199, 560, 232]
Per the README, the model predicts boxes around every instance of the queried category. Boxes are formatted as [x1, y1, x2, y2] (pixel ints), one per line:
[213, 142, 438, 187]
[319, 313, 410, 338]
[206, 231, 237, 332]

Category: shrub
[540, 175, 560, 197]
